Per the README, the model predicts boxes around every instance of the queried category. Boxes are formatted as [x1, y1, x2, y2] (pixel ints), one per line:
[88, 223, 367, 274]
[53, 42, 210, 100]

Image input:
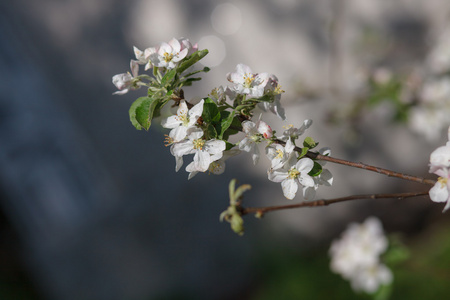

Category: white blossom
[268, 157, 315, 200]
[329, 217, 392, 294]
[161, 100, 204, 143]
[280, 120, 313, 142]
[172, 129, 226, 174]
[259, 74, 286, 120]
[188, 149, 240, 179]
[350, 263, 393, 293]
[266, 139, 295, 170]
[112, 60, 140, 95]
[149, 38, 189, 69]
[227, 64, 270, 98]
[178, 37, 198, 56]
[302, 147, 333, 200]
[429, 128, 450, 211]
[238, 120, 271, 165]
[429, 168, 450, 211]
[133, 46, 155, 71]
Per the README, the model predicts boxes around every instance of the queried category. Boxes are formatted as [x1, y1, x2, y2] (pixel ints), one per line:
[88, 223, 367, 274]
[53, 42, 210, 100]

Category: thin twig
[273, 139, 436, 186]
[241, 190, 429, 216]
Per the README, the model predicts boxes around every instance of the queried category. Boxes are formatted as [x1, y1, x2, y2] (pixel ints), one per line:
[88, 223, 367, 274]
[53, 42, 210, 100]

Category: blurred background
[1, 0, 450, 299]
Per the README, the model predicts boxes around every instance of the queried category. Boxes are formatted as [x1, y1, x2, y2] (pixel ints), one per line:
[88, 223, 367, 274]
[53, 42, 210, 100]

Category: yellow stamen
[164, 134, 174, 147]
[176, 109, 189, 125]
[438, 176, 448, 188]
[276, 149, 284, 159]
[288, 168, 300, 179]
[274, 84, 285, 94]
[243, 74, 255, 87]
[193, 138, 205, 150]
[163, 52, 174, 62]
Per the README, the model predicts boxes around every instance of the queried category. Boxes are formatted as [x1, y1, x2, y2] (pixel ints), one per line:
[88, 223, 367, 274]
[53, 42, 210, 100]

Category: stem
[273, 139, 436, 186]
[171, 98, 436, 187]
[242, 190, 429, 216]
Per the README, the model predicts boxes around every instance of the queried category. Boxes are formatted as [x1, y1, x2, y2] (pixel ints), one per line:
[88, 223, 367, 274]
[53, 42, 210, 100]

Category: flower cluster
[113, 39, 332, 200]
[266, 121, 333, 200]
[162, 99, 227, 179]
[428, 126, 450, 211]
[329, 217, 393, 294]
[112, 37, 198, 95]
[409, 77, 450, 141]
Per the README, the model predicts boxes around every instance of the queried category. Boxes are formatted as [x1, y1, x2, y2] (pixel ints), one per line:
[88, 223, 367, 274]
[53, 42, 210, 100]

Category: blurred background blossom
[1, 0, 450, 299]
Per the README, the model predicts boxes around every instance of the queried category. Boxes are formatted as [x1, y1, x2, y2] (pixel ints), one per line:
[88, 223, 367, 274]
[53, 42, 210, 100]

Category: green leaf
[224, 141, 236, 151]
[129, 96, 159, 131]
[177, 49, 209, 74]
[222, 116, 242, 140]
[160, 68, 177, 87]
[308, 161, 323, 177]
[298, 147, 309, 158]
[219, 110, 235, 139]
[255, 94, 273, 102]
[206, 124, 218, 139]
[202, 97, 221, 124]
[183, 67, 210, 78]
[179, 77, 202, 87]
[303, 137, 318, 149]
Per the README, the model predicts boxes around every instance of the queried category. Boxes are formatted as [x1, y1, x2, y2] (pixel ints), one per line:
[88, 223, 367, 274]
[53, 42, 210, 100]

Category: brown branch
[170, 96, 436, 187]
[241, 190, 430, 216]
[273, 139, 436, 186]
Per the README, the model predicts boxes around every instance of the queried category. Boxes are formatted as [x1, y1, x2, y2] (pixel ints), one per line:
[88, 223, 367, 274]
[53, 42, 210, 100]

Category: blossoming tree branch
[112, 37, 448, 237]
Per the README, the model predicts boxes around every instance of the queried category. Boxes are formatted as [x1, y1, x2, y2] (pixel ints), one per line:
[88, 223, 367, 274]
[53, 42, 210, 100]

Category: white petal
[161, 115, 181, 129]
[298, 174, 315, 187]
[177, 101, 189, 118]
[296, 158, 314, 173]
[172, 140, 194, 157]
[319, 169, 333, 186]
[168, 38, 181, 52]
[187, 171, 199, 180]
[173, 48, 188, 61]
[303, 185, 317, 200]
[281, 179, 298, 200]
[188, 99, 204, 122]
[169, 126, 188, 142]
[130, 60, 139, 77]
[187, 128, 204, 140]
[285, 139, 295, 154]
[429, 181, 449, 203]
[239, 138, 254, 152]
[268, 169, 288, 183]
[236, 63, 252, 76]
[252, 145, 260, 165]
[133, 46, 144, 60]
[242, 120, 257, 134]
[193, 150, 211, 172]
[205, 140, 226, 155]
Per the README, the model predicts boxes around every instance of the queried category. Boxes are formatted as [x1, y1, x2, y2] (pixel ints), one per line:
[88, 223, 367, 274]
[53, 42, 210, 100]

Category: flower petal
[429, 181, 449, 203]
[296, 158, 314, 173]
[193, 150, 211, 172]
[281, 178, 298, 200]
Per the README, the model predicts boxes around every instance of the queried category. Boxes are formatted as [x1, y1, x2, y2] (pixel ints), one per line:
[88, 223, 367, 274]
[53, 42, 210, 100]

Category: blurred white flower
[329, 217, 392, 294]
[429, 127, 450, 211]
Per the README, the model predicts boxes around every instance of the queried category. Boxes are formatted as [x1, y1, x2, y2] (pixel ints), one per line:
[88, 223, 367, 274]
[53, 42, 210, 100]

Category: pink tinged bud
[257, 121, 272, 139]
